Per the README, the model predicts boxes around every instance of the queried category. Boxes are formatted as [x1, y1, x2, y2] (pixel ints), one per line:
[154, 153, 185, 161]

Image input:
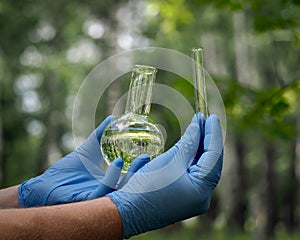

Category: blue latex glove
[108, 114, 223, 238]
[18, 116, 150, 207]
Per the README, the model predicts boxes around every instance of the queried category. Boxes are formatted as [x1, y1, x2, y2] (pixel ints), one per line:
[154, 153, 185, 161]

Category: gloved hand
[108, 113, 223, 239]
[18, 116, 150, 207]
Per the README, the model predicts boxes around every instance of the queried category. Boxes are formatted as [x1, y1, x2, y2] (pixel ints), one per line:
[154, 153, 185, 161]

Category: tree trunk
[233, 11, 259, 88]
[285, 119, 299, 232]
[0, 89, 3, 187]
[224, 10, 256, 230]
[0, 59, 4, 187]
[35, 73, 63, 174]
[231, 137, 247, 229]
[219, 132, 247, 231]
[264, 143, 277, 238]
[253, 141, 277, 240]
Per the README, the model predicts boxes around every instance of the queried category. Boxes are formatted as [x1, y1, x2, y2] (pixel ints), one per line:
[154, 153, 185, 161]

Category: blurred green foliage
[0, 0, 299, 239]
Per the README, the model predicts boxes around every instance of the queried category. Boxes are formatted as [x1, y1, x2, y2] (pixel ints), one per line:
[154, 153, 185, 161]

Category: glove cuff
[18, 182, 27, 207]
[108, 191, 162, 239]
[108, 191, 137, 239]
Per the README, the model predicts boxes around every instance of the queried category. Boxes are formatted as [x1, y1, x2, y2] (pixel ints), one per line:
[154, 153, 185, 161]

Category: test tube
[191, 47, 209, 118]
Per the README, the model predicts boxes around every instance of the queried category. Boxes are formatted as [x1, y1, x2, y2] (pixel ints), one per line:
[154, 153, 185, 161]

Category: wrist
[0, 185, 20, 208]
[108, 191, 163, 239]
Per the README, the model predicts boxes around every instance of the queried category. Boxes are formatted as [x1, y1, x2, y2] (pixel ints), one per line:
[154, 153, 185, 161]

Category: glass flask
[100, 65, 164, 172]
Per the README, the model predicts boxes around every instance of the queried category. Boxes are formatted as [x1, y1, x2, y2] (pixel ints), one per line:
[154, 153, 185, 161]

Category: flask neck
[125, 65, 157, 116]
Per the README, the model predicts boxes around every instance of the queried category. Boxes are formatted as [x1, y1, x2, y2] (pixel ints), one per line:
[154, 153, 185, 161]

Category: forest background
[0, 1, 299, 239]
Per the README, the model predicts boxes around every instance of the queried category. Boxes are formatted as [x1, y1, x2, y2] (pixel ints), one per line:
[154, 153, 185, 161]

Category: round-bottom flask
[100, 65, 164, 172]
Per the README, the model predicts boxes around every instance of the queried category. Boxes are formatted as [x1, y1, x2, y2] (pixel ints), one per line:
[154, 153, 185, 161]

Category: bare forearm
[0, 197, 122, 240]
[0, 185, 19, 208]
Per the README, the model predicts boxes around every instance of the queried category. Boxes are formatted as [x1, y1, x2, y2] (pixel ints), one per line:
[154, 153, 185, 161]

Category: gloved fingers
[101, 157, 123, 187]
[117, 154, 150, 189]
[95, 115, 116, 142]
[126, 154, 151, 173]
[87, 158, 123, 199]
[172, 114, 201, 165]
[140, 114, 200, 173]
[85, 184, 114, 200]
[204, 114, 223, 154]
[196, 114, 223, 188]
[193, 112, 205, 163]
[77, 115, 115, 175]
[79, 115, 115, 154]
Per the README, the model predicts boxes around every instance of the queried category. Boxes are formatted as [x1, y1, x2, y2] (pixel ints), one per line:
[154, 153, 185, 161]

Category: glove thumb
[168, 114, 200, 166]
[117, 154, 150, 189]
[94, 115, 115, 142]
[87, 158, 123, 199]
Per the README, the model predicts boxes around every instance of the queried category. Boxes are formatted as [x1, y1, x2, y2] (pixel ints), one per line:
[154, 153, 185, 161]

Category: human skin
[0, 196, 122, 240]
[0, 185, 19, 209]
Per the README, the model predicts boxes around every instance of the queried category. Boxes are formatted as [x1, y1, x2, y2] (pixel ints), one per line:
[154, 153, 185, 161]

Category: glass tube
[191, 47, 209, 117]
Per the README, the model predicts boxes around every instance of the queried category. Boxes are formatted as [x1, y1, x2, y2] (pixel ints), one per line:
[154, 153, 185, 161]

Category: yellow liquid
[101, 129, 163, 171]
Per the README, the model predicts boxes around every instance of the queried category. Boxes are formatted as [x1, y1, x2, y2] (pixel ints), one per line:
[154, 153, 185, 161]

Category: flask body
[101, 113, 164, 171]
